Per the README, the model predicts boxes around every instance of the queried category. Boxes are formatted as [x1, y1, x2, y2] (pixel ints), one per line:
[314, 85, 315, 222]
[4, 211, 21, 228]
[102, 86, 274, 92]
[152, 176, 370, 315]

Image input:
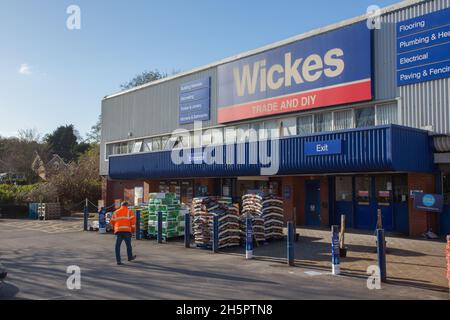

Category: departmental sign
[179, 77, 211, 124]
[397, 7, 450, 86]
[305, 140, 342, 156]
[217, 21, 373, 123]
[413, 193, 444, 213]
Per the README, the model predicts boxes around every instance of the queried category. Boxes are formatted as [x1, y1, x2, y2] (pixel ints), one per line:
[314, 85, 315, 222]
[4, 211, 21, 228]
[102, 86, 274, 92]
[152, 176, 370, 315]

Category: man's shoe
[117, 262, 123, 265]
[128, 255, 137, 262]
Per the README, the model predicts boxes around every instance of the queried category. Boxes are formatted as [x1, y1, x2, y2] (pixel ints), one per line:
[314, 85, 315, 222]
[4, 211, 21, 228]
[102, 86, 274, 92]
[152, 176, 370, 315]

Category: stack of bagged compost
[241, 193, 266, 243]
[261, 194, 284, 240]
[192, 197, 241, 249]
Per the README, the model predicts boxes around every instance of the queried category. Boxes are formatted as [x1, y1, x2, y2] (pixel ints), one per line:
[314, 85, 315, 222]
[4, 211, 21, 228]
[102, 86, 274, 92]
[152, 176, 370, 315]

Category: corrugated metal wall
[109, 125, 434, 180]
[101, 0, 450, 176]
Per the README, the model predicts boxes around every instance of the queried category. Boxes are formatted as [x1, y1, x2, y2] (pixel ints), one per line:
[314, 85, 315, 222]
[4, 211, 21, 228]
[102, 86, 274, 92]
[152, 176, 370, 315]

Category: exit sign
[305, 139, 342, 156]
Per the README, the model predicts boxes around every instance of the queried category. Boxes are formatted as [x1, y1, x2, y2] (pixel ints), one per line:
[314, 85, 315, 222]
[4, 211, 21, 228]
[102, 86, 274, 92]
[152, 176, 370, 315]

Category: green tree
[120, 69, 167, 90]
[44, 125, 78, 162]
[85, 115, 101, 144]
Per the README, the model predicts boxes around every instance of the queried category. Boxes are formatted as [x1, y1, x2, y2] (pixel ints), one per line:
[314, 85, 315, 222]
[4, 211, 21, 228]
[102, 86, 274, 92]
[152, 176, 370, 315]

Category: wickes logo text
[233, 48, 345, 97]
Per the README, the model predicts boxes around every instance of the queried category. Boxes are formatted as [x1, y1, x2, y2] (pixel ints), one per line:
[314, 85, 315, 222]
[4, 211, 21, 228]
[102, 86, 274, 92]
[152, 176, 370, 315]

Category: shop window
[334, 109, 353, 131]
[132, 140, 143, 153]
[375, 175, 393, 205]
[281, 117, 297, 137]
[355, 107, 375, 128]
[376, 104, 398, 125]
[335, 176, 353, 201]
[314, 112, 332, 133]
[355, 176, 372, 204]
[298, 115, 313, 136]
[444, 174, 450, 205]
[393, 174, 408, 203]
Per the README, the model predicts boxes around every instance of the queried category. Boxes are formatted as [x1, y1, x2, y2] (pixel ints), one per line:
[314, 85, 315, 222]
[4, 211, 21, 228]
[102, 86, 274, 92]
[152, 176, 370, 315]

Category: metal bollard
[99, 208, 106, 234]
[83, 205, 88, 231]
[376, 229, 387, 282]
[246, 216, 253, 259]
[287, 222, 295, 266]
[157, 211, 163, 244]
[184, 212, 191, 248]
[135, 210, 141, 240]
[331, 225, 341, 275]
[213, 215, 219, 253]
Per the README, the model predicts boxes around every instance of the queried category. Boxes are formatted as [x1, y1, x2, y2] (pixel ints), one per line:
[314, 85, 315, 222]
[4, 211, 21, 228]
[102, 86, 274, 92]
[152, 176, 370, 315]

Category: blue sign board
[217, 21, 373, 123]
[397, 7, 450, 86]
[305, 140, 342, 156]
[413, 193, 444, 213]
[179, 77, 210, 124]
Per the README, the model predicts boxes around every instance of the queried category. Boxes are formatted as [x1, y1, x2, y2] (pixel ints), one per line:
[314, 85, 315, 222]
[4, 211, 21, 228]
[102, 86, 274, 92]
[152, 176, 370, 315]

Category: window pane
[133, 140, 143, 153]
[355, 107, 375, 128]
[236, 124, 249, 143]
[281, 117, 297, 137]
[212, 128, 223, 145]
[314, 113, 332, 133]
[202, 130, 212, 146]
[335, 176, 353, 201]
[152, 137, 161, 151]
[298, 115, 313, 135]
[127, 141, 135, 153]
[143, 139, 152, 152]
[224, 127, 236, 144]
[376, 104, 398, 125]
[249, 123, 261, 141]
[161, 136, 171, 150]
[334, 110, 353, 131]
[262, 120, 280, 140]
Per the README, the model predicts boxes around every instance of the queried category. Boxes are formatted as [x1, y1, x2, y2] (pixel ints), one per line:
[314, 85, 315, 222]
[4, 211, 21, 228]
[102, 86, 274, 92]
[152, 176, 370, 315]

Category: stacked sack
[147, 193, 185, 240]
[261, 195, 284, 240]
[192, 197, 241, 249]
[241, 194, 266, 243]
[447, 235, 450, 291]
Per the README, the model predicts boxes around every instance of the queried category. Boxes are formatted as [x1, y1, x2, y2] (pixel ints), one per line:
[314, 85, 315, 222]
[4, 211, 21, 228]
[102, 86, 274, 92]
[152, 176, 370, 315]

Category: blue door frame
[305, 180, 321, 227]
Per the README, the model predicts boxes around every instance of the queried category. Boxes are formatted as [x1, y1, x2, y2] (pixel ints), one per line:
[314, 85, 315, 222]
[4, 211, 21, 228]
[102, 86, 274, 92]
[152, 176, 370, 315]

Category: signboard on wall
[413, 193, 444, 213]
[179, 77, 211, 124]
[305, 139, 342, 156]
[217, 21, 373, 124]
[397, 7, 450, 86]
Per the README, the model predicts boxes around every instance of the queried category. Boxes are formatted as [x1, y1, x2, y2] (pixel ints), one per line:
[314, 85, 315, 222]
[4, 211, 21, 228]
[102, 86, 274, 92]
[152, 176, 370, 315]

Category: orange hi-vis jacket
[110, 206, 136, 234]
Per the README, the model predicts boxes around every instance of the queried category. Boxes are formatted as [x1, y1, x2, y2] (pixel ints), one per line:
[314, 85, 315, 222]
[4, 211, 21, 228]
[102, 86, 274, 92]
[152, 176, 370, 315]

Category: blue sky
[0, 0, 399, 139]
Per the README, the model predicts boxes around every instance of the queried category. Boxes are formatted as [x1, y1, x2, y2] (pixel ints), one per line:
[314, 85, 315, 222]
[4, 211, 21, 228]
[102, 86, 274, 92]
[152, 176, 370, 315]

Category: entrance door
[355, 176, 375, 230]
[305, 180, 321, 227]
[375, 175, 394, 231]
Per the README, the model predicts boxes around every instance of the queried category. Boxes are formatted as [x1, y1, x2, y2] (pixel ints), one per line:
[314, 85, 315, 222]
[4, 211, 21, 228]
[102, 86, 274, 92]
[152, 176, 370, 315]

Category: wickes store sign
[217, 22, 373, 124]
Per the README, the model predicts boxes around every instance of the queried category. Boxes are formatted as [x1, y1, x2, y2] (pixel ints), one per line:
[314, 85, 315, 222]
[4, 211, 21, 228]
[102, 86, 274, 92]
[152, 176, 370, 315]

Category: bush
[0, 184, 37, 204]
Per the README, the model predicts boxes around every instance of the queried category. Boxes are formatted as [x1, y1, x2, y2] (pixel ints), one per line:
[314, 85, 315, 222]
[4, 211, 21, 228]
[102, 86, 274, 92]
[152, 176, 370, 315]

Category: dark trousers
[115, 232, 133, 263]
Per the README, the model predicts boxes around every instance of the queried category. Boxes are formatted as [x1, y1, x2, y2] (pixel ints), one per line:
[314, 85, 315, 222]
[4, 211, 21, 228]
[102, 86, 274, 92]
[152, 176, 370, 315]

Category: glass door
[355, 176, 375, 230]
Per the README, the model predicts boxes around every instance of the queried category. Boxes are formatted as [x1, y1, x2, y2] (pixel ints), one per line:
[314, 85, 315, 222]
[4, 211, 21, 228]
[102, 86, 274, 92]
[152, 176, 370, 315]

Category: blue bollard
[157, 211, 163, 244]
[184, 212, 191, 248]
[213, 215, 219, 253]
[287, 222, 295, 266]
[331, 225, 340, 275]
[98, 208, 106, 234]
[246, 216, 253, 259]
[135, 210, 141, 240]
[376, 229, 387, 282]
[83, 205, 88, 231]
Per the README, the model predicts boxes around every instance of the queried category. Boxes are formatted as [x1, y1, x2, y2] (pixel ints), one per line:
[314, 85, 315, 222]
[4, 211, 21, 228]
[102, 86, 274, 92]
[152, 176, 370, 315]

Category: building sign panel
[179, 77, 211, 124]
[397, 7, 450, 86]
[305, 139, 342, 156]
[217, 22, 373, 123]
[413, 193, 444, 213]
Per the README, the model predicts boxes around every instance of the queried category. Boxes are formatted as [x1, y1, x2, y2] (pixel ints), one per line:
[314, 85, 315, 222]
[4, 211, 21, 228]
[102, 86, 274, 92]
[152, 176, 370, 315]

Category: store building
[100, 0, 450, 237]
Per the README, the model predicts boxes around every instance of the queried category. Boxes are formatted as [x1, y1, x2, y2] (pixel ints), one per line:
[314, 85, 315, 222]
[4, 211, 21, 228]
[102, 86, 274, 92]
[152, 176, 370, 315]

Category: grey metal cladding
[100, 0, 450, 176]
